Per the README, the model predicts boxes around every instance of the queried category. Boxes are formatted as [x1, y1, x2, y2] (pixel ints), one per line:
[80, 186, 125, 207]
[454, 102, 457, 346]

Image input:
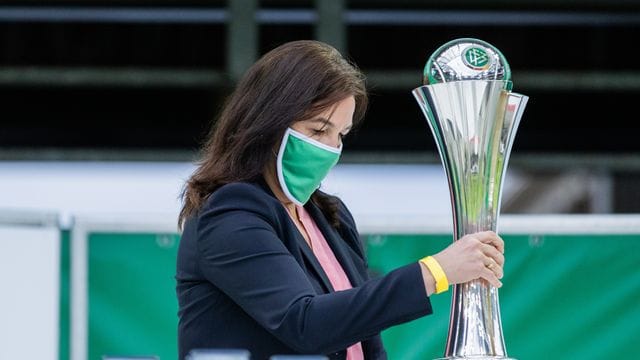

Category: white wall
[0, 161, 453, 227]
[0, 224, 59, 360]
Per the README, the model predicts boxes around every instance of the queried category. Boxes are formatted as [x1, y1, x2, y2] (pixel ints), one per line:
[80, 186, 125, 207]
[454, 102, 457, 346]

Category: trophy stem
[413, 80, 528, 359]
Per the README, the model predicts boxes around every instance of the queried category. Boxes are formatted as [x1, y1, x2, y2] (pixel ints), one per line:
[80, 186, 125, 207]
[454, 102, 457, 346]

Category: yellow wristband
[420, 256, 449, 294]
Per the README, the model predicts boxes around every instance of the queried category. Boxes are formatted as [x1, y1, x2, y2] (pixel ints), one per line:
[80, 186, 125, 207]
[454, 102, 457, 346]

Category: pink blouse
[295, 205, 365, 360]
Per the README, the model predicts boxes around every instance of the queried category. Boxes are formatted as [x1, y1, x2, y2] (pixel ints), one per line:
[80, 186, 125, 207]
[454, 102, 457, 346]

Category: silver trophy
[413, 38, 528, 359]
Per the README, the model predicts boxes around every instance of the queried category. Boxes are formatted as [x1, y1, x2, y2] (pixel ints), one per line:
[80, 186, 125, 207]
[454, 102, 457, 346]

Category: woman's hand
[420, 231, 505, 295]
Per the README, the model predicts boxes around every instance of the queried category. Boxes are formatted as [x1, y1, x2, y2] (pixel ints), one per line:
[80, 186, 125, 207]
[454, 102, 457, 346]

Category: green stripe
[59, 229, 71, 360]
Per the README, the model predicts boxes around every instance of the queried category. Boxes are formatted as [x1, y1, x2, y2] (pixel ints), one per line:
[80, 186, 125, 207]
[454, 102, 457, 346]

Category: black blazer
[176, 179, 433, 360]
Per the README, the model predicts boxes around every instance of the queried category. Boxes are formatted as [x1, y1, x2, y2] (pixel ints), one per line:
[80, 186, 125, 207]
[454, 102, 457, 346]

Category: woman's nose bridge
[318, 130, 341, 148]
[330, 133, 342, 148]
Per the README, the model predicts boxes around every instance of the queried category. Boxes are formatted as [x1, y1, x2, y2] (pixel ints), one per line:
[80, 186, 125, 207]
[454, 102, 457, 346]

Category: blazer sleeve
[196, 183, 433, 354]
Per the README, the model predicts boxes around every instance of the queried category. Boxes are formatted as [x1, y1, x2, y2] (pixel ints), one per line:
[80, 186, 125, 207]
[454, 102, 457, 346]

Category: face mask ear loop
[273, 127, 288, 158]
[270, 135, 283, 172]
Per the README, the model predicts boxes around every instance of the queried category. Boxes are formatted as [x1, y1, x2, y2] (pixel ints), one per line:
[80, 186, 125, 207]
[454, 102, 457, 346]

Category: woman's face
[291, 96, 355, 148]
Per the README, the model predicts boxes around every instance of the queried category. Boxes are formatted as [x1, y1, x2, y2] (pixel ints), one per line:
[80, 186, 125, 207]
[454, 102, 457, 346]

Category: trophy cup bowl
[412, 38, 528, 359]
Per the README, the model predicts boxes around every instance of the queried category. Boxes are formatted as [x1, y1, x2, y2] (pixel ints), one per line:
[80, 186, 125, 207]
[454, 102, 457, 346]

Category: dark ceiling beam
[3, 67, 640, 92]
[1, 7, 640, 26]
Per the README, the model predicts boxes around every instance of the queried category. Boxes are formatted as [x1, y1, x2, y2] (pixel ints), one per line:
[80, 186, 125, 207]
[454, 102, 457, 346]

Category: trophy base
[435, 357, 516, 360]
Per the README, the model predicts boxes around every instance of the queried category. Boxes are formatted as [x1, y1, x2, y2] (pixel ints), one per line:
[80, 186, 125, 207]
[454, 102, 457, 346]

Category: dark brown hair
[178, 40, 368, 229]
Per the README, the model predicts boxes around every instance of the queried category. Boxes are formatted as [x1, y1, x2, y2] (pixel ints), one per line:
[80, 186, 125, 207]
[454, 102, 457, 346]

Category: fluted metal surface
[413, 80, 528, 359]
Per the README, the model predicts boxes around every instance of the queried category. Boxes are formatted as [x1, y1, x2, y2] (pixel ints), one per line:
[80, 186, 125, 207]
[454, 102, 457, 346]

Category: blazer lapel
[256, 178, 352, 292]
[305, 201, 366, 287]
[254, 178, 335, 293]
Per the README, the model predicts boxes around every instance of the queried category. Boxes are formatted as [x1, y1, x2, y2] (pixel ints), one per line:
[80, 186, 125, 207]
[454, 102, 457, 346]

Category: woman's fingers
[484, 258, 504, 279]
[432, 231, 507, 287]
[481, 243, 505, 267]
[480, 266, 503, 288]
[480, 242, 504, 279]
[474, 231, 504, 254]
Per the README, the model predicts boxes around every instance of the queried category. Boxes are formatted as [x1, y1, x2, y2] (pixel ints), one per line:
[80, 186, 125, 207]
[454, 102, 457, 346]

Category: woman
[176, 40, 505, 360]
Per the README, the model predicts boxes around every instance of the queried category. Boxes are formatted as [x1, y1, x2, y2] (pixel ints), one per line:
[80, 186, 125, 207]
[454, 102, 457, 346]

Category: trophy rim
[412, 79, 514, 93]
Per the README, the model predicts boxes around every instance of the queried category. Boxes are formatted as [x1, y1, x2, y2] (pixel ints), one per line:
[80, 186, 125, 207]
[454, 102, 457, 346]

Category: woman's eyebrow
[308, 117, 333, 128]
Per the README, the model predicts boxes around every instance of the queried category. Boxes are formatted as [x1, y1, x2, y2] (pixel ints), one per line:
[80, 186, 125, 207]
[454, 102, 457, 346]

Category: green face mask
[276, 127, 342, 205]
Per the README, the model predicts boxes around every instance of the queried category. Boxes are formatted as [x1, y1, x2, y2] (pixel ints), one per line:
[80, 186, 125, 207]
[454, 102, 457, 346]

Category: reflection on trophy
[413, 38, 529, 359]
